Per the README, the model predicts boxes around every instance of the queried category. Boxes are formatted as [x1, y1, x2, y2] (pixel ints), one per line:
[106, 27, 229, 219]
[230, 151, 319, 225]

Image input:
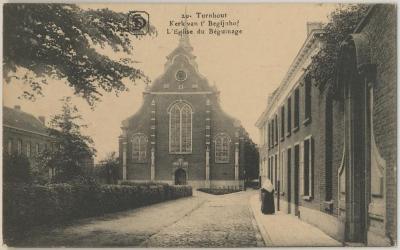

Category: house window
[271, 121, 274, 148]
[294, 88, 300, 130]
[169, 101, 192, 153]
[35, 143, 40, 155]
[287, 97, 292, 135]
[268, 122, 271, 149]
[280, 106, 285, 140]
[264, 124, 268, 147]
[132, 134, 147, 162]
[26, 143, 31, 158]
[17, 139, 22, 155]
[214, 133, 230, 163]
[303, 138, 314, 197]
[270, 156, 274, 183]
[7, 139, 12, 155]
[304, 76, 312, 121]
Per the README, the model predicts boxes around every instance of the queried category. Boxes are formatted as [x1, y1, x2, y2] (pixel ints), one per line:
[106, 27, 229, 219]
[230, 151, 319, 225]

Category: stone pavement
[250, 194, 343, 247]
[141, 190, 264, 247]
[15, 190, 264, 248]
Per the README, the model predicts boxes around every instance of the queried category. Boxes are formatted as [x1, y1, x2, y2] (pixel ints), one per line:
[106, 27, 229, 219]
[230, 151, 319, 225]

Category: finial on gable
[179, 6, 192, 50]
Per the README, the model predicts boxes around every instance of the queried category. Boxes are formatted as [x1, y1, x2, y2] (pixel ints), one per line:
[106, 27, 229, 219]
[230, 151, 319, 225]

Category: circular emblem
[175, 70, 187, 82]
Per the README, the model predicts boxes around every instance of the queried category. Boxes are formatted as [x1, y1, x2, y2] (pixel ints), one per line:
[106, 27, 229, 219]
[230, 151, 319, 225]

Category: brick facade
[256, 5, 396, 246]
[119, 36, 246, 188]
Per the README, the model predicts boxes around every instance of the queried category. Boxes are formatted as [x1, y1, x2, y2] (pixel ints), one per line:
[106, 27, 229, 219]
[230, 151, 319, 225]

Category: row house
[3, 105, 58, 177]
[255, 5, 396, 246]
[3, 105, 94, 179]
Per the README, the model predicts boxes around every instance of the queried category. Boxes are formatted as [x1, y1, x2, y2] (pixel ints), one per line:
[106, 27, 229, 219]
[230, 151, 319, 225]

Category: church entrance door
[175, 169, 187, 185]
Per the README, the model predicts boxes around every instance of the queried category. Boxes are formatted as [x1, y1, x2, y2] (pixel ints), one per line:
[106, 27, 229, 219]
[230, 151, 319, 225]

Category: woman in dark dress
[260, 179, 275, 214]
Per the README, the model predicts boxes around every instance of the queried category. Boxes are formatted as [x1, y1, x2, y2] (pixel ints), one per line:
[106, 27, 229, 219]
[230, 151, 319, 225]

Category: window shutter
[281, 151, 286, 192]
[310, 137, 314, 197]
[299, 141, 304, 196]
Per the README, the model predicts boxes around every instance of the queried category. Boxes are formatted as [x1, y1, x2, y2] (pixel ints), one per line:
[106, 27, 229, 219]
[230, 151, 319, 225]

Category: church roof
[146, 28, 214, 93]
[3, 106, 48, 136]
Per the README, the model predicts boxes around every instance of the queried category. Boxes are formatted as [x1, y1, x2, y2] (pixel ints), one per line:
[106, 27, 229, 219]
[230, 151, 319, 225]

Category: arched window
[131, 134, 147, 162]
[26, 143, 31, 158]
[214, 133, 231, 163]
[169, 101, 192, 153]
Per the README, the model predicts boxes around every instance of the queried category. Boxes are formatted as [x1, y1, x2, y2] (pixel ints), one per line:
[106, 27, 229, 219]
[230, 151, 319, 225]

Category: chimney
[14, 105, 21, 111]
[307, 22, 323, 36]
[38, 116, 45, 125]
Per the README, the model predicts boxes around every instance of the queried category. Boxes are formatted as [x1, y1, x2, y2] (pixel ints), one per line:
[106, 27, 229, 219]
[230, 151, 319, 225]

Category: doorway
[174, 168, 187, 185]
[287, 148, 292, 213]
[293, 144, 300, 216]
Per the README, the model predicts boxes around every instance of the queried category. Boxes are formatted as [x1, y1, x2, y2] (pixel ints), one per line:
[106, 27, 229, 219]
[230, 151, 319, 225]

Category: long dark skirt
[260, 189, 275, 214]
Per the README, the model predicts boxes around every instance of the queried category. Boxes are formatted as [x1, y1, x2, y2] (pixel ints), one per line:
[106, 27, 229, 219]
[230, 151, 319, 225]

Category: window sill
[303, 117, 312, 126]
[292, 126, 299, 133]
[169, 152, 192, 155]
[302, 195, 313, 201]
[215, 161, 230, 164]
[280, 137, 284, 142]
[131, 161, 148, 164]
[286, 131, 291, 137]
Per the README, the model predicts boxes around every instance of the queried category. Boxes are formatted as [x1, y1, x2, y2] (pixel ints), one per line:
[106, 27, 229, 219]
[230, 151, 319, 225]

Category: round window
[175, 70, 187, 82]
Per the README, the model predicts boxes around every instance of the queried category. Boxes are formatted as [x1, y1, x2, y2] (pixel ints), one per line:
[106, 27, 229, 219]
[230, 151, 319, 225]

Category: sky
[3, 3, 337, 162]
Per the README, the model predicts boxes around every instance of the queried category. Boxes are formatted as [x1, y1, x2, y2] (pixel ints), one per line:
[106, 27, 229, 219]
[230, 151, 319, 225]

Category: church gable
[149, 36, 213, 93]
[119, 33, 247, 188]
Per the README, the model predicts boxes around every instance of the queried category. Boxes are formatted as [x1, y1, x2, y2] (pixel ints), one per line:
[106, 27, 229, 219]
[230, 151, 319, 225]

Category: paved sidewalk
[250, 194, 343, 247]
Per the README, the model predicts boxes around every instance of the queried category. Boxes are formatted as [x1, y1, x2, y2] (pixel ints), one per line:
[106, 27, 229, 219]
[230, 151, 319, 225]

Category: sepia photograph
[1, 2, 397, 248]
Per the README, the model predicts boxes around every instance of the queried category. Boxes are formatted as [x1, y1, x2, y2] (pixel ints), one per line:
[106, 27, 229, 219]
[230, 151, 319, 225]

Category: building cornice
[255, 29, 324, 127]
[4, 124, 52, 138]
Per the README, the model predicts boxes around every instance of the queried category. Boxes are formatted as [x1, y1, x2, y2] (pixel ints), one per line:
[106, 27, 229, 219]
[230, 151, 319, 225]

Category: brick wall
[359, 4, 397, 240]
[330, 100, 344, 216]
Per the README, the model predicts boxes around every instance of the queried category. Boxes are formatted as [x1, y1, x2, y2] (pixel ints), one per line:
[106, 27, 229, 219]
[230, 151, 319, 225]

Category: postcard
[2, 2, 397, 247]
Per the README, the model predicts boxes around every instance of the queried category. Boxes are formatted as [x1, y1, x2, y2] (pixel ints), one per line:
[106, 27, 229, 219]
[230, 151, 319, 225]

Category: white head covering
[262, 179, 274, 192]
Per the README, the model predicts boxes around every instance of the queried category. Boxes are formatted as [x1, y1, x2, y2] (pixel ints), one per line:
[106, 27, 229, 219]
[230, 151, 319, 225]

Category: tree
[243, 137, 259, 181]
[307, 4, 370, 88]
[239, 128, 259, 182]
[3, 153, 32, 183]
[97, 151, 120, 184]
[3, 4, 156, 106]
[37, 97, 96, 182]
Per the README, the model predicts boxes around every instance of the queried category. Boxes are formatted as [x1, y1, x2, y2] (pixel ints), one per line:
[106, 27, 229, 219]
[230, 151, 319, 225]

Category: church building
[119, 35, 246, 189]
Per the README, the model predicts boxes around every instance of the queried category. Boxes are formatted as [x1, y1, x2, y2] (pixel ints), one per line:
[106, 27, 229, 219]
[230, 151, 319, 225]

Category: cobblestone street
[16, 190, 265, 247]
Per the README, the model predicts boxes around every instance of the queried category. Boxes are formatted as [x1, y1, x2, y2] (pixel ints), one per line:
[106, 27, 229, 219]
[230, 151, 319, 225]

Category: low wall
[120, 179, 244, 189]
